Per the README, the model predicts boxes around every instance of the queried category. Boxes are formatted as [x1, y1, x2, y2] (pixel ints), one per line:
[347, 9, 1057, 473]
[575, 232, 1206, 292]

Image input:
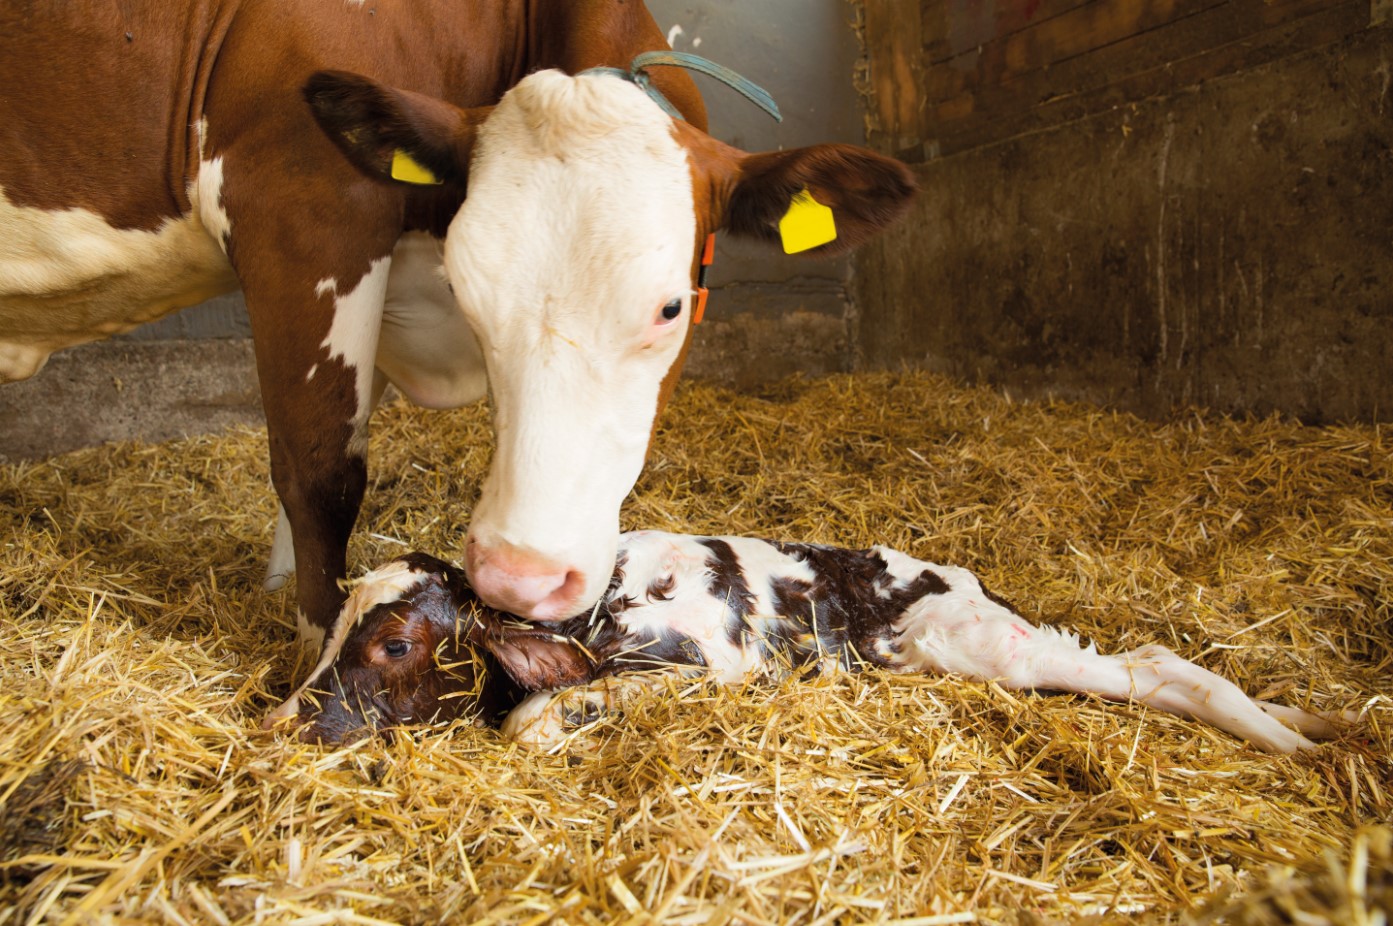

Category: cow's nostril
[543, 570, 585, 609]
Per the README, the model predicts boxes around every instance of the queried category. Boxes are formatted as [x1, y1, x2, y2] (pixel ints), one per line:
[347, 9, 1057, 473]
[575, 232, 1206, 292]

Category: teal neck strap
[581, 51, 782, 123]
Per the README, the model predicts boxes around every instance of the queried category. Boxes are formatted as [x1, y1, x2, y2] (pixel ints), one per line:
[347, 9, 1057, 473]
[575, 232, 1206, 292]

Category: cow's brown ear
[721, 144, 916, 257]
[303, 70, 490, 188]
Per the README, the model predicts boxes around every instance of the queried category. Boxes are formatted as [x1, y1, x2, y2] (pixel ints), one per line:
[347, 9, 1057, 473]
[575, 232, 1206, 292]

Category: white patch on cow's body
[376, 233, 487, 409]
[446, 70, 698, 615]
[195, 120, 232, 251]
[316, 256, 392, 455]
[264, 559, 429, 728]
[264, 504, 296, 592]
[272, 235, 482, 590]
[0, 153, 238, 382]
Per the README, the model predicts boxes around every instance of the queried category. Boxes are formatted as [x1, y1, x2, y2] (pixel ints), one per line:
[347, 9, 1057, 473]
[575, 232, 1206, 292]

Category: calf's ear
[485, 636, 595, 691]
[303, 70, 491, 188]
[722, 144, 916, 256]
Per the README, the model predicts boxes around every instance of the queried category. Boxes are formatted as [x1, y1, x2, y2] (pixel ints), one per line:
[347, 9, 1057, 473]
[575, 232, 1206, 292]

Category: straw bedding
[0, 371, 1388, 925]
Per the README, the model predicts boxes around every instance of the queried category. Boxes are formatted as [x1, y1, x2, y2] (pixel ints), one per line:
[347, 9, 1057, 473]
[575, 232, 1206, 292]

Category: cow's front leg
[262, 230, 487, 598]
[231, 211, 399, 644]
[501, 671, 699, 751]
[263, 369, 393, 596]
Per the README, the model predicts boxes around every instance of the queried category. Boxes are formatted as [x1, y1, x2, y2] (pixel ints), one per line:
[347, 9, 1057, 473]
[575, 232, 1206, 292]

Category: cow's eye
[660, 299, 683, 322]
[383, 639, 412, 658]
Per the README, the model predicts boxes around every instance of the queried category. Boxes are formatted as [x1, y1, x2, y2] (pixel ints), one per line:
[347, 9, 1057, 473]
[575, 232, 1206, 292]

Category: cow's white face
[304, 64, 916, 622]
[444, 72, 698, 620]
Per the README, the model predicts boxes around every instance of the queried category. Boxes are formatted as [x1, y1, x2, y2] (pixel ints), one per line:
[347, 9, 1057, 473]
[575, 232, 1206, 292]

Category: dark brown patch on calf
[646, 573, 676, 602]
[698, 539, 759, 647]
[770, 543, 953, 668]
[767, 575, 843, 665]
[608, 626, 709, 673]
[602, 552, 639, 617]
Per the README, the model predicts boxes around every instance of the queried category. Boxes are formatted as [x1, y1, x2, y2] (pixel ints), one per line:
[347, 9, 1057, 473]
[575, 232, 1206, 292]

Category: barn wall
[0, 0, 866, 460]
[854, 0, 1393, 421]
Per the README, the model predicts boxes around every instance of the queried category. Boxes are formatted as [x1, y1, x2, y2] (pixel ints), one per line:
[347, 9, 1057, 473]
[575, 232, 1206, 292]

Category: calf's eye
[660, 299, 683, 322]
[383, 639, 412, 658]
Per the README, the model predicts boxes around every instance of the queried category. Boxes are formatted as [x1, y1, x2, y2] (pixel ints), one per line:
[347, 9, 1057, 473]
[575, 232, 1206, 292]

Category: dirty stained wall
[0, 0, 866, 460]
[855, 0, 1392, 422]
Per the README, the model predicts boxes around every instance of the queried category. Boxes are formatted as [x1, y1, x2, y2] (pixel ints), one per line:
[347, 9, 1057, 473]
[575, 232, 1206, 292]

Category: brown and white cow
[0, 3, 915, 647]
[271, 532, 1352, 754]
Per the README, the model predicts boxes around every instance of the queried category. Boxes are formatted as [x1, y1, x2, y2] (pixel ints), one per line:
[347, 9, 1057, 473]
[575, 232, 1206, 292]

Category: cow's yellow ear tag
[779, 188, 837, 254]
[390, 149, 442, 185]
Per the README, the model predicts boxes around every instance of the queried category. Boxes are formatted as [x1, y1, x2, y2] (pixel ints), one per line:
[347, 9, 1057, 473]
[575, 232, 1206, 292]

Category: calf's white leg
[1255, 700, 1358, 738]
[898, 590, 1325, 753]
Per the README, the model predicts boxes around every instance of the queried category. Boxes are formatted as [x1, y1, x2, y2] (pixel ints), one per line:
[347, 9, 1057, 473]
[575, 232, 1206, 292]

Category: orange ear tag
[694, 232, 716, 324]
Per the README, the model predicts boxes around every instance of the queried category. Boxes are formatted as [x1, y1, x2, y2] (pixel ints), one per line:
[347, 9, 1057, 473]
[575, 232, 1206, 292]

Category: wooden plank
[999, 0, 1217, 75]
[922, 0, 1352, 108]
[920, 0, 1368, 157]
[923, 0, 1096, 65]
[925, 0, 1359, 139]
[924, 0, 1223, 105]
[864, 0, 926, 150]
[1000, 0, 1355, 75]
[920, 0, 1354, 120]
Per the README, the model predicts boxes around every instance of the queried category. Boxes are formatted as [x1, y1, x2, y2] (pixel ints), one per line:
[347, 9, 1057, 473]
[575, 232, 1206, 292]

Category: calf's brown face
[265, 553, 524, 744]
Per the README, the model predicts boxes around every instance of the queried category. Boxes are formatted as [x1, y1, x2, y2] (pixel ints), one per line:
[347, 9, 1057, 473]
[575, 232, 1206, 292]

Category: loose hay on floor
[0, 371, 1389, 925]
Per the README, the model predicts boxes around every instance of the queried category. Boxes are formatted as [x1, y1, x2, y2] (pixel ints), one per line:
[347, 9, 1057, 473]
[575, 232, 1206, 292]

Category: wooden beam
[922, 0, 1369, 156]
[863, 0, 925, 152]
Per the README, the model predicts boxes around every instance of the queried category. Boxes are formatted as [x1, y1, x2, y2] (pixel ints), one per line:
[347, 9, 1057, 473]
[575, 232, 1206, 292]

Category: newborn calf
[265, 531, 1345, 752]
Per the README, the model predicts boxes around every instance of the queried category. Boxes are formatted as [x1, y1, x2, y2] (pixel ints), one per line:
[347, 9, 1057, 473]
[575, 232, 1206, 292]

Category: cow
[0, 3, 916, 656]
[268, 532, 1352, 754]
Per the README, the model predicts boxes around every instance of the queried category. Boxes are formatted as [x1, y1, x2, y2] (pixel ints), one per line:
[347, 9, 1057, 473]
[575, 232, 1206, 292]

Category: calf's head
[265, 552, 607, 744]
[263, 554, 504, 743]
[305, 68, 915, 621]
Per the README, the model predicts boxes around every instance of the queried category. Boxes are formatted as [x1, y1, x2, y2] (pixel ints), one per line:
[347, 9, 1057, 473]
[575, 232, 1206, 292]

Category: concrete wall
[854, 1, 1392, 422]
[0, 0, 867, 460]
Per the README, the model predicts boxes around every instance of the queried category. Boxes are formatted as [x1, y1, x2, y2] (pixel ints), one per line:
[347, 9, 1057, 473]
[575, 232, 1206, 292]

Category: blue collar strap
[582, 51, 782, 124]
